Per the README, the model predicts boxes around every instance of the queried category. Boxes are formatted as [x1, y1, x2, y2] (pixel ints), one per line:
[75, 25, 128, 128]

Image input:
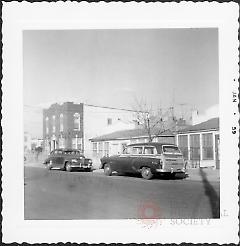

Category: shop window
[202, 133, 213, 160]
[73, 113, 81, 131]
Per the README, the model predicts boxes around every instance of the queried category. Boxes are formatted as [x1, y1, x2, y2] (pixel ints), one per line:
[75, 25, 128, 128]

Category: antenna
[172, 88, 175, 119]
[179, 103, 187, 119]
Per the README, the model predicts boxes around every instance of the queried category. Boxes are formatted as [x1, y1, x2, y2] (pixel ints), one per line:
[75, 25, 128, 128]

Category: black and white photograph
[23, 27, 220, 220]
[2, 2, 239, 244]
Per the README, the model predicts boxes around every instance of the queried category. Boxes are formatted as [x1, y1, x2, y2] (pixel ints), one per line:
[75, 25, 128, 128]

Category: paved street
[24, 165, 220, 220]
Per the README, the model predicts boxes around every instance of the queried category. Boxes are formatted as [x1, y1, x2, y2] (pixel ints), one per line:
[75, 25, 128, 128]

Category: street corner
[137, 200, 163, 228]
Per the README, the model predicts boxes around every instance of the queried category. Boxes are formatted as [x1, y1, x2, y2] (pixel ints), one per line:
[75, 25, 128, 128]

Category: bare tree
[132, 97, 177, 142]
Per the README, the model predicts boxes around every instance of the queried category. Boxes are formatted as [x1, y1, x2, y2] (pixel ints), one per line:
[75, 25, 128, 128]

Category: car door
[54, 150, 64, 168]
[117, 153, 132, 173]
[49, 150, 57, 167]
[123, 146, 143, 173]
[132, 146, 157, 172]
[114, 145, 133, 173]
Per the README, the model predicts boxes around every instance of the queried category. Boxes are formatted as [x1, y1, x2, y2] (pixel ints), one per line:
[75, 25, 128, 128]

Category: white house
[83, 104, 136, 159]
[176, 117, 220, 169]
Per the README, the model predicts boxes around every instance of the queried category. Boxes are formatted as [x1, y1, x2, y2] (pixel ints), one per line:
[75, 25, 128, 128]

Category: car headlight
[88, 160, 92, 164]
[71, 159, 78, 163]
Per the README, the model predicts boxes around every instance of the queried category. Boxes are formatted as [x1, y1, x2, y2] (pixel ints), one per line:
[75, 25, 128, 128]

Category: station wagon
[100, 143, 186, 180]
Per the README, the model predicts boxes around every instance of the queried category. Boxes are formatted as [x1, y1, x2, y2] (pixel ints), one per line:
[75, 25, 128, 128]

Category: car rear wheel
[141, 167, 153, 180]
[104, 164, 112, 176]
[65, 162, 72, 172]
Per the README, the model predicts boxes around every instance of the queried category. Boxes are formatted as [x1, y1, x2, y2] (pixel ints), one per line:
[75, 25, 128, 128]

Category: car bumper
[156, 168, 185, 173]
[71, 164, 92, 169]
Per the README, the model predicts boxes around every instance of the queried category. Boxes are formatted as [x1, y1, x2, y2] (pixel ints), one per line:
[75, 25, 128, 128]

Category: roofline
[127, 142, 176, 147]
[177, 127, 219, 134]
[89, 134, 174, 142]
[84, 103, 144, 113]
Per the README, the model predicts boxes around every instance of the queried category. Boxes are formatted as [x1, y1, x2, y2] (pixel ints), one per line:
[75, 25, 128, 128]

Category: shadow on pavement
[114, 172, 186, 180]
[199, 168, 220, 218]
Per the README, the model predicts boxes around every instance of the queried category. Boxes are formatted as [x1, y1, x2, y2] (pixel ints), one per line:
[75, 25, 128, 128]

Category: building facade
[43, 102, 84, 153]
[176, 117, 220, 169]
[42, 102, 136, 158]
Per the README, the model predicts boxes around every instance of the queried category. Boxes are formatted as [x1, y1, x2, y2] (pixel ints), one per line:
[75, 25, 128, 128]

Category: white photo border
[2, 2, 239, 244]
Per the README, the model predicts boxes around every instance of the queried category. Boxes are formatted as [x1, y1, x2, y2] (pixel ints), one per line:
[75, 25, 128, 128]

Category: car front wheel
[141, 167, 153, 180]
[46, 160, 53, 170]
[65, 162, 72, 172]
[104, 164, 112, 176]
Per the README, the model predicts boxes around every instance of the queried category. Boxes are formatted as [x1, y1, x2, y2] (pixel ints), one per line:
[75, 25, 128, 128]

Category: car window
[162, 146, 181, 154]
[64, 150, 80, 155]
[143, 147, 156, 155]
[132, 146, 143, 154]
[55, 150, 62, 155]
[123, 146, 131, 154]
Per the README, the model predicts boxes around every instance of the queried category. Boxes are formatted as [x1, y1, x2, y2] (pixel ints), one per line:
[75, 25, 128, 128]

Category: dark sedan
[43, 148, 92, 172]
[100, 142, 186, 180]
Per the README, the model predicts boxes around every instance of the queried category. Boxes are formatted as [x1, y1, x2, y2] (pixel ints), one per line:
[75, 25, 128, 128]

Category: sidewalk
[24, 160, 45, 168]
[185, 168, 220, 182]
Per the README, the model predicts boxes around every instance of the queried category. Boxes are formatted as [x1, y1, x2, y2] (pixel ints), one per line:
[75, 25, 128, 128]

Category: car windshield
[162, 146, 181, 154]
[64, 150, 81, 155]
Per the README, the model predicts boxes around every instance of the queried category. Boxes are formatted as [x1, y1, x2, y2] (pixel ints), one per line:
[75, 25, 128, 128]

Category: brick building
[42, 102, 136, 160]
[43, 102, 84, 153]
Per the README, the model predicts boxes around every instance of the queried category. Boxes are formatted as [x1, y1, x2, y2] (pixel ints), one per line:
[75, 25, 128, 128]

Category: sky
[23, 28, 219, 138]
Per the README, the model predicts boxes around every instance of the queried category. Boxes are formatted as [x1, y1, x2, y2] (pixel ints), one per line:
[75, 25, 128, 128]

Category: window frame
[52, 115, 56, 133]
[45, 117, 49, 134]
[73, 113, 81, 131]
[202, 133, 214, 160]
[60, 114, 64, 132]
[143, 146, 157, 155]
[132, 146, 143, 155]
